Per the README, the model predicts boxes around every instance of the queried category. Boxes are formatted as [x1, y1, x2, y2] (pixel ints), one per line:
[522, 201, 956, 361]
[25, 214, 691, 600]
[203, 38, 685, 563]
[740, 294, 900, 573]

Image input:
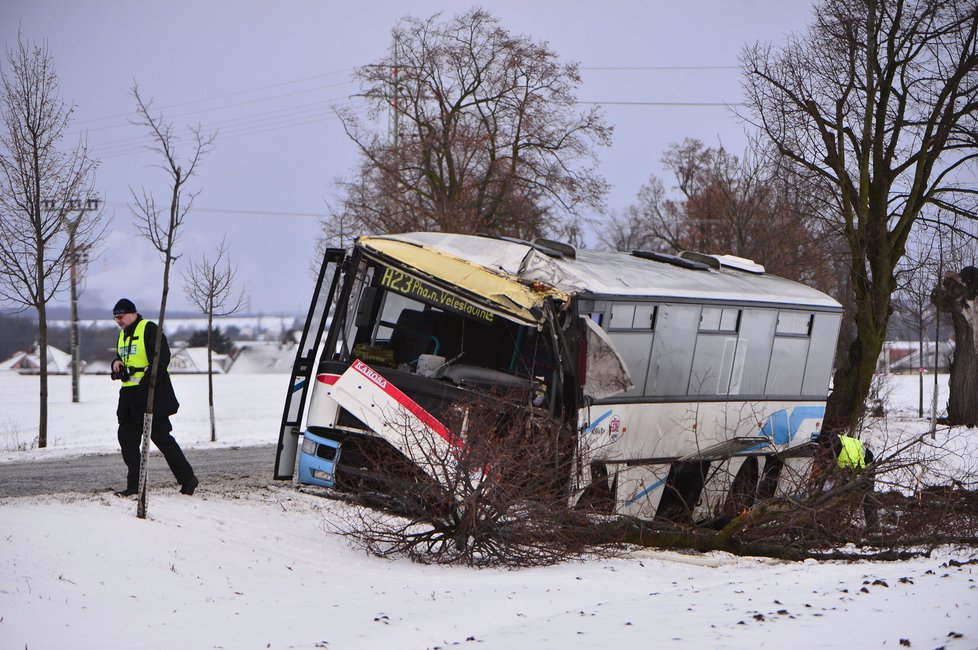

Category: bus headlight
[301, 437, 317, 455]
[311, 469, 334, 483]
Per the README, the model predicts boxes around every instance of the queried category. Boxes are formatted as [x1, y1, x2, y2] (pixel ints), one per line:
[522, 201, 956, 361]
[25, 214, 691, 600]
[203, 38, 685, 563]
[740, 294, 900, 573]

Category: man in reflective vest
[836, 434, 869, 470]
[830, 433, 878, 529]
[111, 298, 198, 496]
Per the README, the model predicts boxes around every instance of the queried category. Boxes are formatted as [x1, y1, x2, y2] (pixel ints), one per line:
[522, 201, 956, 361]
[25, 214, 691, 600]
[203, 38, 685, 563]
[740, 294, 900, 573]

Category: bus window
[700, 307, 739, 333]
[802, 312, 842, 396]
[609, 302, 656, 330]
[776, 311, 813, 335]
[609, 303, 635, 329]
[728, 309, 777, 396]
[689, 333, 738, 395]
[374, 289, 426, 341]
[633, 304, 657, 329]
[605, 302, 657, 398]
[606, 331, 652, 397]
[765, 310, 814, 395]
[646, 304, 699, 397]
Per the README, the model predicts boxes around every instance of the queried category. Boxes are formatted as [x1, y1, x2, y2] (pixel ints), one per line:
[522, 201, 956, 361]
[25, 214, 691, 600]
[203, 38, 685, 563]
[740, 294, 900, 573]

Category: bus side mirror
[355, 286, 379, 329]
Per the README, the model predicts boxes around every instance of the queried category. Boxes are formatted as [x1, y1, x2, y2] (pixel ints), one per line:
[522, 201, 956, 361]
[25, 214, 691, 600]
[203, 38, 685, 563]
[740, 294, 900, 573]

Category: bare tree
[129, 84, 215, 518]
[741, 0, 978, 432]
[604, 139, 839, 292]
[323, 8, 612, 246]
[332, 393, 610, 567]
[182, 237, 244, 442]
[335, 390, 978, 563]
[0, 33, 104, 447]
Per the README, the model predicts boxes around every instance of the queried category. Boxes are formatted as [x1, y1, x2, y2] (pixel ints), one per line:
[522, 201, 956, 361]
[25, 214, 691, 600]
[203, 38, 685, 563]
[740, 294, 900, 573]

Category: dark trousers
[117, 389, 195, 490]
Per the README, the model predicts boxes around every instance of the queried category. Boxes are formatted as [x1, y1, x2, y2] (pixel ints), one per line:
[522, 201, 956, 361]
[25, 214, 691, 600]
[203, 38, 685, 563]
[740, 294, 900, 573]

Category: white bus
[275, 232, 841, 522]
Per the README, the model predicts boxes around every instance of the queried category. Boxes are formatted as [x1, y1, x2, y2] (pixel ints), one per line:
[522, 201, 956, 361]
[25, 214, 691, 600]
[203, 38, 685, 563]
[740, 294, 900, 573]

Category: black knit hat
[112, 298, 137, 315]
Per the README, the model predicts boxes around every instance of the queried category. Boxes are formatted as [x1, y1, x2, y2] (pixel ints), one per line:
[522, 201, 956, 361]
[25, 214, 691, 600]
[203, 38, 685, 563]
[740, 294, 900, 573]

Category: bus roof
[361, 232, 842, 312]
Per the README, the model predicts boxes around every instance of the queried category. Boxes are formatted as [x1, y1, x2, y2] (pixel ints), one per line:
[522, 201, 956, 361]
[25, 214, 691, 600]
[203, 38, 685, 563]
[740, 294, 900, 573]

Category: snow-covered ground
[1, 371, 976, 649]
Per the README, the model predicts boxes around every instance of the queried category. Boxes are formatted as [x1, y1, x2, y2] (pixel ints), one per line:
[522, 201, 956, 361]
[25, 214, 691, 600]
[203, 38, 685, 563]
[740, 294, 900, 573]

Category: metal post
[69, 222, 80, 403]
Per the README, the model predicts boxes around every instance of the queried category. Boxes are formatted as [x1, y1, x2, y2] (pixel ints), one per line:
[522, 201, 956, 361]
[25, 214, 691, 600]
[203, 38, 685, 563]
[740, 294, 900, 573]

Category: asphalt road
[0, 444, 281, 498]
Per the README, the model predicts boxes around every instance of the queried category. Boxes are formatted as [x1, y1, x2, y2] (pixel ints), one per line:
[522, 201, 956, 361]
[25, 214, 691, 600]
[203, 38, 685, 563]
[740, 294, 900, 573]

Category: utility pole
[68, 198, 99, 402]
[390, 34, 400, 149]
[43, 196, 100, 403]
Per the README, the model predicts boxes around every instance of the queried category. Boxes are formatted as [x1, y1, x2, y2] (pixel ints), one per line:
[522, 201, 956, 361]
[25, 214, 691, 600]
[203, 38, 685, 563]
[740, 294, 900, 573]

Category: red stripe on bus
[351, 359, 464, 449]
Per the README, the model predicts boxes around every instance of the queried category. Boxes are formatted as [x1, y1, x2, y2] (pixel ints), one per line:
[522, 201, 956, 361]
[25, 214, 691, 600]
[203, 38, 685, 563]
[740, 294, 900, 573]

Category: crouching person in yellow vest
[110, 298, 198, 497]
[828, 433, 878, 529]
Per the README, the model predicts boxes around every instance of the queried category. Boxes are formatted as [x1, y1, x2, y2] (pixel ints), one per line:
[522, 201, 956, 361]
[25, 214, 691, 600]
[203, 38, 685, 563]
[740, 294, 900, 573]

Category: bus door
[274, 248, 346, 480]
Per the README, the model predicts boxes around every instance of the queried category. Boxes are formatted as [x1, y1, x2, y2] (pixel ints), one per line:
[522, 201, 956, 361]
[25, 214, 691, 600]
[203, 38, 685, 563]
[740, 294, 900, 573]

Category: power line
[581, 65, 741, 71]
[95, 99, 354, 159]
[80, 64, 736, 132]
[93, 80, 355, 134]
[80, 64, 746, 159]
[188, 206, 324, 218]
[97, 114, 340, 159]
[102, 200, 323, 218]
[577, 100, 743, 106]
[75, 69, 356, 125]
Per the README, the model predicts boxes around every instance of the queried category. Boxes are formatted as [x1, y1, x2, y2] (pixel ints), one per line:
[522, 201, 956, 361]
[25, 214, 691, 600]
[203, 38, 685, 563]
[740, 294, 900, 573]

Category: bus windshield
[336, 257, 558, 393]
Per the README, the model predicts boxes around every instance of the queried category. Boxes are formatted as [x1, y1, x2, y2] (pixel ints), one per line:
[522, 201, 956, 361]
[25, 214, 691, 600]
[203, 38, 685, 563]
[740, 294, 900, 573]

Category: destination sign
[379, 266, 495, 323]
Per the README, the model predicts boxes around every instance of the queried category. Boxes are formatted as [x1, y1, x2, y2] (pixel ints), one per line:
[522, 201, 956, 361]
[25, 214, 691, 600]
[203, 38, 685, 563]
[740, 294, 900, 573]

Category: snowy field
[1, 371, 976, 649]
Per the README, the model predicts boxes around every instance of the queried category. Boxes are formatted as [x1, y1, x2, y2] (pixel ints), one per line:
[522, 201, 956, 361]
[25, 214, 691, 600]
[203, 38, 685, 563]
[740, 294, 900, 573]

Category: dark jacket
[117, 316, 180, 416]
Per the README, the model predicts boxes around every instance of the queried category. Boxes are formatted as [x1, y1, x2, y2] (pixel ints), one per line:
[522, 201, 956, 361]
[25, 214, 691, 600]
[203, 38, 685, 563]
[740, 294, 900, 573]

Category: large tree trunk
[932, 268, 978, 427]
[824, 331, 883, 434]
[37, 299, 48, 448]
[823, 261, 895, 434]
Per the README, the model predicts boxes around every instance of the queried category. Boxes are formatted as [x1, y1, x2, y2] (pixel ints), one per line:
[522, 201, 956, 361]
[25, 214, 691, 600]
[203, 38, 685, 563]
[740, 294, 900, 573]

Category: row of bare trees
[601, 139, 844, 293]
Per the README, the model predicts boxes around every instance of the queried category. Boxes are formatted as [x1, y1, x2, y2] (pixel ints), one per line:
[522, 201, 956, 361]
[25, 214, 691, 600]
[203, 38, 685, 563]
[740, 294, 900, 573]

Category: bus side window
[802, 312, 842, 396]
[689, 308, 741, 395]
[729, 309, 777, 396]
[765, 310, 814, 396]
[646, 305, 699, 397]
[606, 302, 656, 398]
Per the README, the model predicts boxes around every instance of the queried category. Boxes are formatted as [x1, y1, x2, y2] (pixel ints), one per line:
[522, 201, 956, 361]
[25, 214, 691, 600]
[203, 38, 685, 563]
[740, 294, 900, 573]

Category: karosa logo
[353, 360, 388, 389]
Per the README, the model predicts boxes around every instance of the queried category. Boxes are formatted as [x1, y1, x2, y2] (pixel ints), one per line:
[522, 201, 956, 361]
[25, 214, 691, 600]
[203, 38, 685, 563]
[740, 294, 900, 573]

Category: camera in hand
[111, 365, 131, 382]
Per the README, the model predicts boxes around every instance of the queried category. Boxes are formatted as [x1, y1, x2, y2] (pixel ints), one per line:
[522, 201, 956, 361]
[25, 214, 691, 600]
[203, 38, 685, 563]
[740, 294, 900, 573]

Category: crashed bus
[275, 232, 842, 521]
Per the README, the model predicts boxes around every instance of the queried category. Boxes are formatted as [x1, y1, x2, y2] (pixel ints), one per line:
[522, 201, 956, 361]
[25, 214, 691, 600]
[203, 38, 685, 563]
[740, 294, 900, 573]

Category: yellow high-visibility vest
[117, 319, 150, 387]
[837, 434, 866, 469]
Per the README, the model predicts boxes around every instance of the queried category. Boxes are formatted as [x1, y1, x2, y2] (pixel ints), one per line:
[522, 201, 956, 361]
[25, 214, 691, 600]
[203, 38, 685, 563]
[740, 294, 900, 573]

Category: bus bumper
[298, 431, 341, 487]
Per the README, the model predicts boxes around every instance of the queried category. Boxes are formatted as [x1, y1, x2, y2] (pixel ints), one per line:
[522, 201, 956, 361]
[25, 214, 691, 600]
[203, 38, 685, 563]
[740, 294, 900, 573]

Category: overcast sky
[1, 1, 817, 317]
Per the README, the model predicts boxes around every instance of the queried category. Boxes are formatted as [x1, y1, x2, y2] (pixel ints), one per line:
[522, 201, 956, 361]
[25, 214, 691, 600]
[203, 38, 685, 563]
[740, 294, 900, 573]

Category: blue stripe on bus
[759, 405, 826, 445]
[292, 379, 306, 392]
[584, 409, 613, 434]
[624, 478, 666, 507]
[760, 409, 790, 445]
[789, 405, 825, 440]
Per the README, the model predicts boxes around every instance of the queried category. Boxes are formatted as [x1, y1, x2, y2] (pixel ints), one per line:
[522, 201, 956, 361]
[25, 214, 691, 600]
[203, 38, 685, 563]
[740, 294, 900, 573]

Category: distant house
[0, 345, 76, 375]
[169, 346, 229, 374]
[878, 340, 954, 373]
[226, 341, 294, 374]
